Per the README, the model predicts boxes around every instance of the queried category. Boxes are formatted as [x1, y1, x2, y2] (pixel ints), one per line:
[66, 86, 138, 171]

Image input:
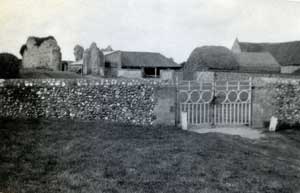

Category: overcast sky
[0, 0, 300, 63]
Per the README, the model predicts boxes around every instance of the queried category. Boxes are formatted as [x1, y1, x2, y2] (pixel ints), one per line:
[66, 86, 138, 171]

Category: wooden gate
[178, 80, 252, 127]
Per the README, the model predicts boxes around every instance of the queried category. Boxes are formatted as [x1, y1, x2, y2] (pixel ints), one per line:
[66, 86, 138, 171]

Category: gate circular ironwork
[190, 90, 201, 103]
[201, 91, 213, 103]
[179, 91, 189, 103]
[239, 91, 249, 102]
[215, 91, 227, 104]
[228, 91, 238, 102]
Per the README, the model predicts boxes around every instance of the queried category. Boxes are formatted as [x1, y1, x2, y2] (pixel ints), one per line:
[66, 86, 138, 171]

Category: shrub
[0, 53, 21, 78]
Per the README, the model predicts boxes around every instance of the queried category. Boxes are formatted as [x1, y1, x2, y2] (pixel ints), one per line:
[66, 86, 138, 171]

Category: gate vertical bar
[249, 78, 252, 126]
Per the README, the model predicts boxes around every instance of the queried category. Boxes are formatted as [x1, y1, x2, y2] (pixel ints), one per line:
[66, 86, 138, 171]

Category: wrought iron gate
[178, 80, 252, 127]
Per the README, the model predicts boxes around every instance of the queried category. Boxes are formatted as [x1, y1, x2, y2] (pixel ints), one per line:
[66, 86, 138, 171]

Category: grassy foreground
[0, 120, 300, 193]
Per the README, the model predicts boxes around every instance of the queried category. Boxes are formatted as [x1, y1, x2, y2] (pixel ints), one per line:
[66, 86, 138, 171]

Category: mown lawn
[0, 120, 300, 193]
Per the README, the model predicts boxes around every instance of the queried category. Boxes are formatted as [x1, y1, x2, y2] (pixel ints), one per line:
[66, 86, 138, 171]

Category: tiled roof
[121, 51, 180, 68]
[234, 52, 280, 73]
[238, 40, 300, 66]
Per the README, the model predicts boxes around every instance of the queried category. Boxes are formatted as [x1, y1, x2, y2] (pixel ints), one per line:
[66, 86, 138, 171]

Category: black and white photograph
[0, 0, 300, 192]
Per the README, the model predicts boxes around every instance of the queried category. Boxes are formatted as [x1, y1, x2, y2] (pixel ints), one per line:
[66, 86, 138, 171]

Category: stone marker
[89, 43, 104, 76]
[269, 116, 278, 132]
[82, 43, 104, 76]
[181, 112, 188, 130]
[83, 49, 90, 74]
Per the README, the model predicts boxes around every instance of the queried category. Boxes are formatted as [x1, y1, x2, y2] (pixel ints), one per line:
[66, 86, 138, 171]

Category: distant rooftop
[121, 51, 180, 68]
[70, 51, 180, 68]
[234, 39, 300, 66]
[234, 52, 281, 73]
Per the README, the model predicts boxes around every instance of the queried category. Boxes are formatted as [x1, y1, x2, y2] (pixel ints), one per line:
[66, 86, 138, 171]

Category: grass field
[0, 120, 300, 193]
[19, 69, 82, 79]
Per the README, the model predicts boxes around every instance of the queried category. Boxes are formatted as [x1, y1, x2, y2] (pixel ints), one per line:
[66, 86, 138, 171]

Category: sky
[0, 0, 300, 63]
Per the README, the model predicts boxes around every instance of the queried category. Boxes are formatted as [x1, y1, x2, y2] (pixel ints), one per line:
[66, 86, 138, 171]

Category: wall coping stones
[253, 77, 300, 88]
[0, 78, 176, 88]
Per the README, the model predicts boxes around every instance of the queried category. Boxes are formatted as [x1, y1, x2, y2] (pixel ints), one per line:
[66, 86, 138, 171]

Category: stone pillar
[82, 42, 105, 76]
[83, 49, 90, 75]
[89, 43, 101, 75]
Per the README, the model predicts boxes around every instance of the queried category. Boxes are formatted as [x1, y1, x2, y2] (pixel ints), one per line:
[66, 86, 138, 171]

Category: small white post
[181, 112, 188, 130]
[269, 116, 278, 132]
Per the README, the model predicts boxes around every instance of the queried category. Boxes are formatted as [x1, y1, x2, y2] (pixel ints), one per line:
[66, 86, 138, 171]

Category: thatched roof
[186, 46, 239, 71]
[237, 40, 300, 66]
[121, 51, 180, 68]
[233, 52, 280, 73]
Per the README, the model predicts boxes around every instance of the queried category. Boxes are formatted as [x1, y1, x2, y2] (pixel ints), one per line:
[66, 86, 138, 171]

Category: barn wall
[105, 52, 122, 66]
[239, 66, 281, 74]
[160, 70, 175, 80]
[104, 52, 122, 78]
[118, 69, 142, 78]
[281, 66, 300, 74]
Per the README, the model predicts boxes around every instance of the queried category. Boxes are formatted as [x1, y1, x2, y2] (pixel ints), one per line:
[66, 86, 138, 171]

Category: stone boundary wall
[0, 79, 176, 126]
[251, 78, 300, 128]
[2, 76, 299, 128]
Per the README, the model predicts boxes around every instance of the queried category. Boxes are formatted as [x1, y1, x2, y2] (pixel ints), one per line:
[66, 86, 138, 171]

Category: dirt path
[190, 126, 265, 139]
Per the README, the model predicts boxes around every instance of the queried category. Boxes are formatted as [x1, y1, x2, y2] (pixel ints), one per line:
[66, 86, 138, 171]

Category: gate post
[210, 72, 217, 127]
[249, 77, 253, 127]
[175, 78, 180, 127]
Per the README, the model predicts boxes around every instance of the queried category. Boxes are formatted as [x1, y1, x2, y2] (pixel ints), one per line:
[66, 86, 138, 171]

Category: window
[105, 62, 111, 68]
[143, 67, 160, 78]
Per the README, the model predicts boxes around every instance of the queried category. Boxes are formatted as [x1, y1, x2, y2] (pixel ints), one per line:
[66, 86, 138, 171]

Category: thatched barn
[182, 45, 282, 81]
[232, 39, 300, 74]
[183, 46, 239, 80]
[186, 46, 239, 71]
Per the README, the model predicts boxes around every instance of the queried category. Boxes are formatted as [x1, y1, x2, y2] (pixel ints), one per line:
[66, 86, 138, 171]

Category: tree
[0, 53, 21, 78]
[74, 45, 84, 61]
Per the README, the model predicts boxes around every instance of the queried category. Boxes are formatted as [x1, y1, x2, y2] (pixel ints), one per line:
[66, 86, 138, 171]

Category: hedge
[0, 53, 21, 79]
